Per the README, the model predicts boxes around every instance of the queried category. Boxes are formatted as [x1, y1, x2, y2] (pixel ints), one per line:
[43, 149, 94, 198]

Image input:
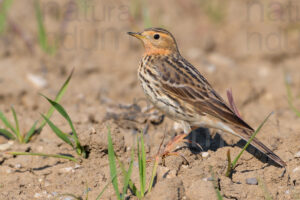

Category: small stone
[88, 127, 96, 134]
[15, 164, 21, 169]
[51, 192, 58, 196]
[182, 165, 188, 169]
[285, 190, 290, 194]
[27, 73, 48, 88]
[0, 141, 14, 151]
[201, 152, 209, 158]
[74, 164, 81, 169]
[44, 181, 50, 187]
[37, 146, 43, 152]
[293, 167, 300, 173]
[246, 178, 258, 185]
[34, 193, 42, 198]
[60, 167, 75, 173]
[202, 177, 213, 181]
[258, 67, 269, 77]
[157, 166, 170, 180]
[206, 64, 216, 73]
[294, 151, 300, 158]
[166, 169, 177, 179]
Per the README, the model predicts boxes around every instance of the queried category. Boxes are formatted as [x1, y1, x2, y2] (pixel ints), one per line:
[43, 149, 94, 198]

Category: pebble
[74, 164, 81, 169]
[15, 164, 21, 169]
[88, 127, 96, 134]
[182, 164, 189, 169]
[60, 167, 75, 173]
[27, 73, 48, 88]
[285, 190, 290, 194]
[0, 141, 14, 151]
[34, 193, 42, 198]
[258, 67, 270, 77]
[201, 152, 209, 158]
[294, 151, 300, 158]
[203, 177, 213, 181]
[246, 178, 258, 185]
[206, 64, 216, 73]
[292, 166, 300, 173]
[37, 146, 44, 152]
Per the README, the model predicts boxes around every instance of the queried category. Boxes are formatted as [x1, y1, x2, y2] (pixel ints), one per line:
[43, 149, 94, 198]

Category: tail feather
[237, 128, 286, 167]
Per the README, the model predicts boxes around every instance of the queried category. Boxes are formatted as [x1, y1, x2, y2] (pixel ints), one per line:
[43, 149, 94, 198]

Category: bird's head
[128, 27, 179, 56]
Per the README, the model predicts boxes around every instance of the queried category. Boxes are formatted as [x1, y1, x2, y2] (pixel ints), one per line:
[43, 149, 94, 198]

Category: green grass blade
[107, 128, 121, 200]
[0, 110, 16, 134]
[140, 131, 146, 195]
[0, 0, 14, 34]
[285, 75, 300, 117]
[142, 0, 151, 27]
[116, 155, 140, 198]
[231, 112, 273, 169]
[96, 174, 117, 200]
[258, 178, 273, 200]
[8, 151, 78, 162]
[34, 0, 56, 54]
[39, 69, 74, 131]
[41, 114, 74, 148]
[122, 149, 134, 200]
[148, 156, 159, 193]
[34, 0, 47, 51]
[10, 106, 21, 142]
[23, 121, 38, 143]
[225, 149, 232, 177]
[76, 0, 88, 13]
[41, 94, 84, 156]
[137, 134, 143, 196]
[0, 128, 15, 140]
[209, 166, 223, 200]
[41, 95, 78, 140]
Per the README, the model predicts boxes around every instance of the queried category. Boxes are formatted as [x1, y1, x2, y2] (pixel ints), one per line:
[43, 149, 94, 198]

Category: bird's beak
[127, 31, 144, 40]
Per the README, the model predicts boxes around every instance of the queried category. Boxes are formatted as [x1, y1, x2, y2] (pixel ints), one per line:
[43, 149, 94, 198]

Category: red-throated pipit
[128, 27, 286, 167]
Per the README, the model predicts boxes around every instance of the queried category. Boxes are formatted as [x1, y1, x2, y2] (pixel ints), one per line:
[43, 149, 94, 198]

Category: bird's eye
[153, 34, 160, 40]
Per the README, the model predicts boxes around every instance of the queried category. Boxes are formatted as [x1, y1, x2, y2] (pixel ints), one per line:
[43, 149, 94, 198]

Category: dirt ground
[1, 0, 300, 199]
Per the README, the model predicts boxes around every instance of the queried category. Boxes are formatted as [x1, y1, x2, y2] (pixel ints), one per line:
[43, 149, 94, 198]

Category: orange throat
[144, 47, 172, 56]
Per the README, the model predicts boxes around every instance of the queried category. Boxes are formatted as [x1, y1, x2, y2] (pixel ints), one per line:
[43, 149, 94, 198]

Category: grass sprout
[258, 178, 273, 200]
[0, 70, 73, 143]
[107, 128, 158, 199]
[107, 127, 121, 199]
[41, 95, 86, 158]
[0, 106, 37, 143]
[96, 174, 117, 200]
[198, 0, 225, 24]
[38, 69, 73, 132]
[285, 73, 300, 117]
[7, 151, 78, 162]
[210, 166, 223, 200]
[130, 0, 152, 27]
[225, 112, 273, 176]
[0, 0, 13, 34]
[34, 0, 57, 54]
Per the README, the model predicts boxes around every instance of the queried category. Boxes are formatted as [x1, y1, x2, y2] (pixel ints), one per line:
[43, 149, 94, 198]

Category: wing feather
[152, 56, 254, 131]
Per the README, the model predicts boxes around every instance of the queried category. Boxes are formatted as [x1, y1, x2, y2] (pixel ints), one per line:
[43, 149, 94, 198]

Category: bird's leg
[161, 125, 203, 160]
[161, 133, 189, 157]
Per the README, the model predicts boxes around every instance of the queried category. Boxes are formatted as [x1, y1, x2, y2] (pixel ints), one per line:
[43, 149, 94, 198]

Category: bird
[127, 27, 286, 167]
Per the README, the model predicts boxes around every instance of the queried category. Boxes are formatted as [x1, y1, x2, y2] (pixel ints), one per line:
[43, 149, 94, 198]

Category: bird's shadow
[185, 127, 281, 167]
